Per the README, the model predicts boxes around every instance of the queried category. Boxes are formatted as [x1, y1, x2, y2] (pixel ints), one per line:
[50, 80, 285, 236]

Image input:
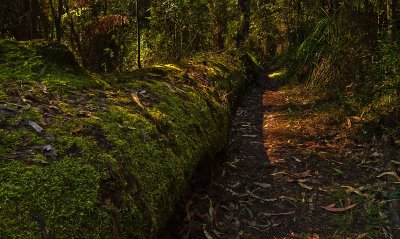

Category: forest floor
[168, 72, 399, 238]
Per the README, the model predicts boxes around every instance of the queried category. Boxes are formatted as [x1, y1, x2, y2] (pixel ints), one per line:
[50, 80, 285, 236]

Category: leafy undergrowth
[0, 39, 258, 238]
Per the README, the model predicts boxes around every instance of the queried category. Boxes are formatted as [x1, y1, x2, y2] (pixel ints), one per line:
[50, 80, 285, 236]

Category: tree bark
[236, 0, 251, 48]
[136, 0, 142, 69]
[393, 0, 399, 38]
[211, 0, 227, 51]
[49, 0, 63, 42]
[387, 0, 398, 40]
[63, 0, 82, 56]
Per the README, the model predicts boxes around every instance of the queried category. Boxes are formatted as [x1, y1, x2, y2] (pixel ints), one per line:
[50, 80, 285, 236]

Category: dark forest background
[1, 0, 400, 131]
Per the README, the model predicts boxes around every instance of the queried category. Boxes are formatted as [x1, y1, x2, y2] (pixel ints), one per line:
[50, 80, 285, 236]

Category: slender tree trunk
[136, 0, 142, 69]
[29, 0, 34, 39]
[214, 26, 224, 50]
[236, 0, 251, 48]
[49, 0, 63, 41]
[296, 0, 303, 43]
[378, 0, 383, 33]
[387, 0, 396, 39]
[211, 0, 227, 51]
[393, 0, 398, 38]
[0, 1, 4, 34]
[63, 0, 82, 57]
[104, 0, 108, 15]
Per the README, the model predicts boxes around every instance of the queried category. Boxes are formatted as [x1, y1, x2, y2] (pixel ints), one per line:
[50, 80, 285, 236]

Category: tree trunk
[387, 0, 398, 40]
[0, 0, 4, 35]
[49, 0, 63, 41]
[63, 0, 82, 57]
[136, 0, 142, 69]
[393, 0, 399, 38]
[104, 0, 108, 15]
[211, 0, 227, 51]
[214, 26, 224, 51]
[236, 0, 251, 48]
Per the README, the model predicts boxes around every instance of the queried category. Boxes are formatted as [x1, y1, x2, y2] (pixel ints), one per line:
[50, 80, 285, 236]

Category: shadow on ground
[165, 73, 286, 238]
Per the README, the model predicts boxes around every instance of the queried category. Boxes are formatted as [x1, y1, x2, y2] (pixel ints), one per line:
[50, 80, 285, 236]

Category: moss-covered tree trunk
[0, 39, 259, 239]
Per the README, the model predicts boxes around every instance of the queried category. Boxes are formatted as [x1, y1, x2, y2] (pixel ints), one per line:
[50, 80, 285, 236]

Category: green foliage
[0, 0, 250, 71]
[144, 0, 234, 63]
[286, 8, 372, 93]
[278, 0, 400, 137]
[360, 40, 400, 123]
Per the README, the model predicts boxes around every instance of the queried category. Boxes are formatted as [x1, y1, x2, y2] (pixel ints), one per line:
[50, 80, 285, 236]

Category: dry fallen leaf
[371, 152, 383, 157]
[356, 233, 369, 239]
[293, 157, 302, 162]
[271, 171, 288, 176]
[31, 158, 50, 165]
[262, 211, 295, 217]
[377, 171, 400, 181]
[244, 206, 254, 218]
[28, 121, 44, 133]
[307, 234, 320, 239]
[162, 82, 175, 92]
[297, 179, 313, 190]
[294, 170, 312, 178]
[131, 91, 144, 108]
[246, 189, 277, 202]
[70, 123, 83, 134]
[203, 225, 213, 239]
[390, 160, 400, 165]
[208, 197, 217, 225]
[279, 196, 297, 205]
[321, 203, 357, 212]
[346, 118, 352, 128]
[253, 182, 272, 189]
[341, 186, 363, 196]
[298, 182, 313, 190]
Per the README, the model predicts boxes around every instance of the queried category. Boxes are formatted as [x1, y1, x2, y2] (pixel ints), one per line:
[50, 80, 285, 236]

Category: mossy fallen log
[0, 39, 259, 238]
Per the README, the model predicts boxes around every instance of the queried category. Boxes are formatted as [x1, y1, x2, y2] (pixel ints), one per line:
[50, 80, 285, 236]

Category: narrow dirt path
[169, 74, 393, 239]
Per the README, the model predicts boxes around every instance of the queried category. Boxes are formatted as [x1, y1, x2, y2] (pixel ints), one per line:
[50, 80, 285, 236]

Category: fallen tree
[0, 39, 260, 238]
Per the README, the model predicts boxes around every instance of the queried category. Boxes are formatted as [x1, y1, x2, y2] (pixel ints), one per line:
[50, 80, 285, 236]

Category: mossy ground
[0, 40, 256, 238]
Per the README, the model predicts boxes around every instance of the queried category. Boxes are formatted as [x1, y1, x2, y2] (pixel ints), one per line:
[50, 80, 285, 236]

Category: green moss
[0, 159, 108, 238]
[0, 129, 21, 158]
[0, 40, 257, 238]
[0, 39, 105, 93]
